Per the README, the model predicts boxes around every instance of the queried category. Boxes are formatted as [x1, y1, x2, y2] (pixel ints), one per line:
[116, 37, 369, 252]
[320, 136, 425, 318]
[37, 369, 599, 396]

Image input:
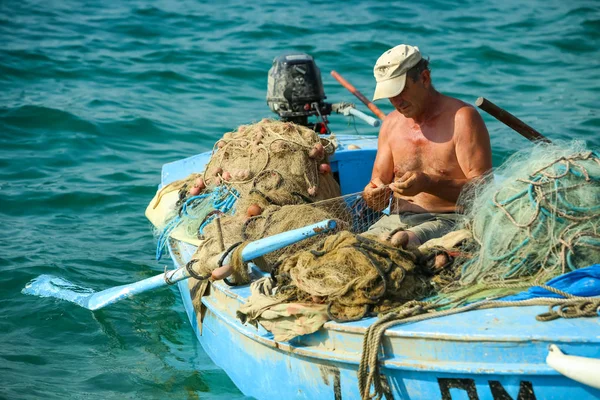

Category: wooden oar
[331, 70, 387, 120]
[476, 97, 552, 143]
[22, 219, 337, 311]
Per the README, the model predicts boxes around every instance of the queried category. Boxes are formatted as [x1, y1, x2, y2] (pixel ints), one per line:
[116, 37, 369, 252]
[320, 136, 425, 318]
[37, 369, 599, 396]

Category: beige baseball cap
[372, 44, 422, 101]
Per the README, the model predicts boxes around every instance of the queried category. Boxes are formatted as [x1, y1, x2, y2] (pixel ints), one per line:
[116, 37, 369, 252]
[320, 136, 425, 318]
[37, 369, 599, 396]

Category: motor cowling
[267, 53, 326, 119]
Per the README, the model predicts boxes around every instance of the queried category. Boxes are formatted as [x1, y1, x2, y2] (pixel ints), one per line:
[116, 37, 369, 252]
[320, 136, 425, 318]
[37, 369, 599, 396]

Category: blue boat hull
[162, 134, 600, 399]
[171, 244, 600, 399]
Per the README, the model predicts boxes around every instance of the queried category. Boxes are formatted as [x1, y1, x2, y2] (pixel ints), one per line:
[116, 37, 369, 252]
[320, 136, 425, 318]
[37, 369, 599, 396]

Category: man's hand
[363, 178, 392, 211]
[389, 171, 431, 197]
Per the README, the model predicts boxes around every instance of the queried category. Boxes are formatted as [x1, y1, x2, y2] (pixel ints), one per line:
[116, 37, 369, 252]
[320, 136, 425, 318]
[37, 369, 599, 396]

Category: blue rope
[197, 186, 239, 235]
[526, 178, 561, 223]
[154, 186, 239, 261]
[181, 193, 211, 218]
[554, 179, 600, 213]
[156, 216, 181, 260]
[504, 254, 533, 278]
[496, 187, 528, 206]
[554, 162, 600, 181]
[566, 237, 600, 272]
[460, 257, 478, 277]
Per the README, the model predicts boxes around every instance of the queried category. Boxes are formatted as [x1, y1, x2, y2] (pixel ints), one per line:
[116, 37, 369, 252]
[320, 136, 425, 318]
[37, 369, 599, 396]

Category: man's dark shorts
[366, 212, 462, 244]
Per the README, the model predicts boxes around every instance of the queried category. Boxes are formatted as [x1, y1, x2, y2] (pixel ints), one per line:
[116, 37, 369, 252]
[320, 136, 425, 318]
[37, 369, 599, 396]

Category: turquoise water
[1, 0, 598, 398]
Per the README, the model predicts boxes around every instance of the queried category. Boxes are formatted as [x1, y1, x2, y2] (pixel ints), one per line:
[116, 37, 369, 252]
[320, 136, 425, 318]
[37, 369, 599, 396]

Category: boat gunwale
[172, 239, 600, 345]
[200, 286, 561, 375]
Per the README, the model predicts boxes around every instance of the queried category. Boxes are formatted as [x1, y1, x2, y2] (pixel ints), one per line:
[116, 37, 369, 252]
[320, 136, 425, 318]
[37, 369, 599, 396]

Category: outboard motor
[267, 52, 332, 131]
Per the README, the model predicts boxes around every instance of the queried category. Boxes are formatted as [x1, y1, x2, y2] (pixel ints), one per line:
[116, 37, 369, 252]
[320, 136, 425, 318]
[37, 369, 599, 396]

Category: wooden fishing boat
[161, 133, 600, 400]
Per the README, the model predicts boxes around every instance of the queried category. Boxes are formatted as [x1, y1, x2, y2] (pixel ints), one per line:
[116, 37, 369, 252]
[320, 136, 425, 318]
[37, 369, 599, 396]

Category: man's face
[388, 71, 428, 118]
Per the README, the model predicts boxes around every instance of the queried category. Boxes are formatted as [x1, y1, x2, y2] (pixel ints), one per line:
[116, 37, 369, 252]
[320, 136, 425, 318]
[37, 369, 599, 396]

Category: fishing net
[147, 119, 434, 329]
[186, 193, 379, 282]
[443, 141, 600, 295]
[152, 120, 409, 282]
[271, 231, 432, 322]
[152, 119, 339, 259]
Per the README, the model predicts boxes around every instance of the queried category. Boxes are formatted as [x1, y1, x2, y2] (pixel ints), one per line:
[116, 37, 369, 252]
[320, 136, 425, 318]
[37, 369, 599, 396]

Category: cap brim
[372, 74, 407, 102]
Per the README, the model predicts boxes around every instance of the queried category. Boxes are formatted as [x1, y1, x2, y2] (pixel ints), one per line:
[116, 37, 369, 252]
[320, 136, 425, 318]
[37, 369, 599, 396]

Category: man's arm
[363, 117, 394, 210]
[390, 106, 492, 201]
[370, 118, 395, 184]
[453, 105, 492, 180]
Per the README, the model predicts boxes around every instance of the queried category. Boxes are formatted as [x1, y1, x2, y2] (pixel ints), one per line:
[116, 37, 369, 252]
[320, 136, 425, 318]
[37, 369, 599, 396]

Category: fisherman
[363, 44, 492, 248]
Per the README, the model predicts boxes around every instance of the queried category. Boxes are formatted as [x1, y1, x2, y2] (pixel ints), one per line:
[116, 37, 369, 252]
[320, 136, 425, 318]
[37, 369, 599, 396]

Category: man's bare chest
[389, 133, 458, 177]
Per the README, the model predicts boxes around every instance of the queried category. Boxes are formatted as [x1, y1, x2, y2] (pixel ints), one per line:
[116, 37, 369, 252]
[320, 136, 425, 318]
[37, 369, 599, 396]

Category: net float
[309, 143, 325, 160]
[318, 163, 331, 175]
[211, 264, 233, 281]
[195, 177, 206, 191]
[246, 204, 263, 217]
[188, 186, 201, 196]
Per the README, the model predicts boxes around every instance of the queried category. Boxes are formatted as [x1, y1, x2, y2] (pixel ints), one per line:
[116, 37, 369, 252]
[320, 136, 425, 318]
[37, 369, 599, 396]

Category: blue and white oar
[22, 219, 337, 311]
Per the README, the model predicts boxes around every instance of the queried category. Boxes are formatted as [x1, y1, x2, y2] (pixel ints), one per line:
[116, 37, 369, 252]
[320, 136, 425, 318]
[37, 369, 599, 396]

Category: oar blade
[22, 274, 94, 309]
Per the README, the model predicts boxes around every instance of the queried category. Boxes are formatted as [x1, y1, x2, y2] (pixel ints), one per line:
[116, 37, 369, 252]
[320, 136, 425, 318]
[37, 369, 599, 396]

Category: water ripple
[1, 0, 598, 398]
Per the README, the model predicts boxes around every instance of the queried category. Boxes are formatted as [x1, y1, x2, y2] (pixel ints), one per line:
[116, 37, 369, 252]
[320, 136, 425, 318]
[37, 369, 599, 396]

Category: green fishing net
[457, 141, 600, 286]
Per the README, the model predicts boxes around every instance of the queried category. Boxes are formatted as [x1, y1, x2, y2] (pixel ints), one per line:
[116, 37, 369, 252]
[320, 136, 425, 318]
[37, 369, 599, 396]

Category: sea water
[1, 0, 599, 398]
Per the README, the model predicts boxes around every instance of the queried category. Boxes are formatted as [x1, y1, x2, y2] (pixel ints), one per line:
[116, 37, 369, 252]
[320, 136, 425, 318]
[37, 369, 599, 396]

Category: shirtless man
[363, 44, 492, 248]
